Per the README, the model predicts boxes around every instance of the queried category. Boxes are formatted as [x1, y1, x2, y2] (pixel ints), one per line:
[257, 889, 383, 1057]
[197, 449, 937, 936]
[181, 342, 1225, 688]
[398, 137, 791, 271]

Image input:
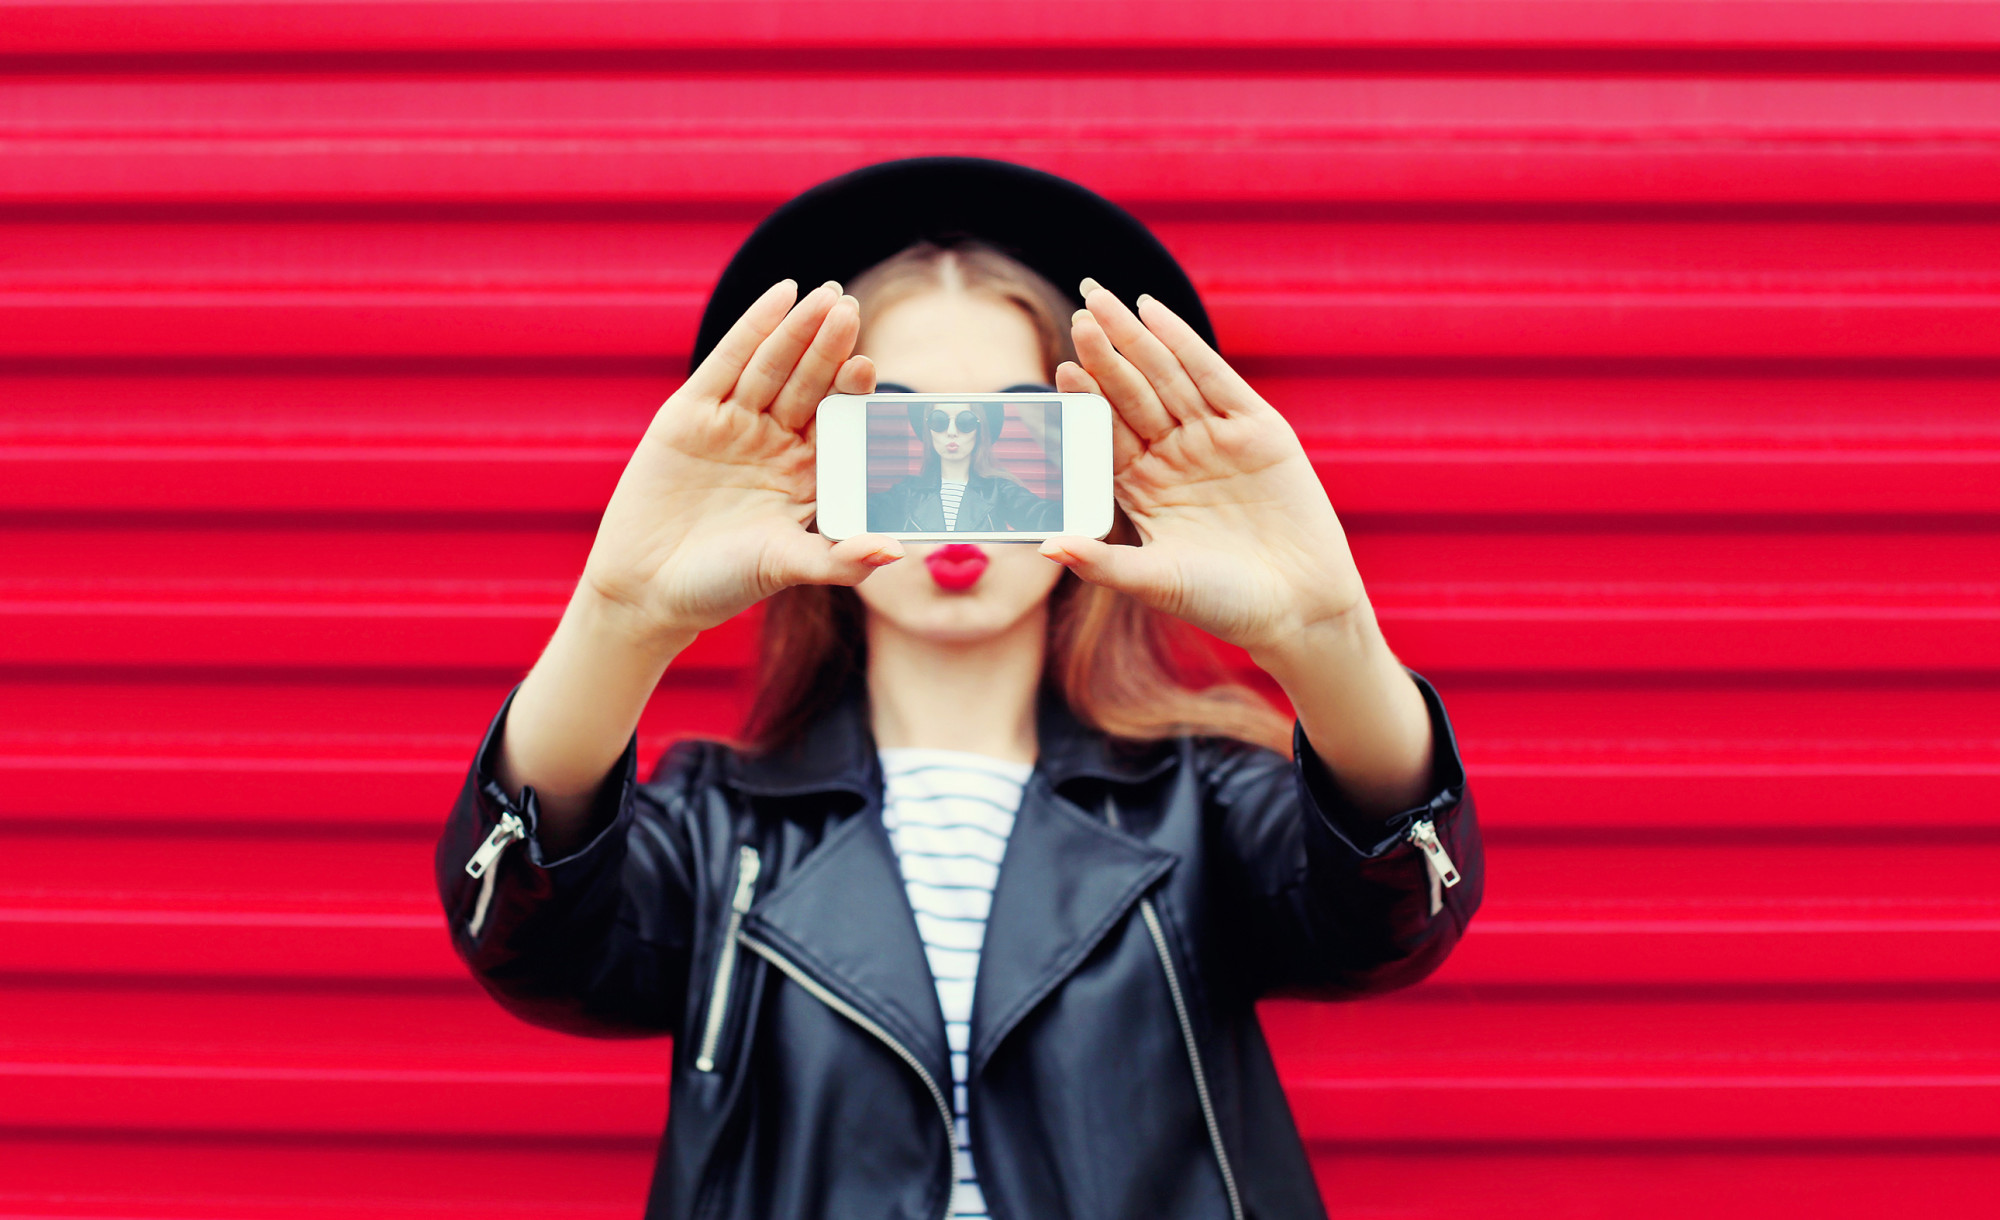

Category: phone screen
[865, 398, 1065, 534]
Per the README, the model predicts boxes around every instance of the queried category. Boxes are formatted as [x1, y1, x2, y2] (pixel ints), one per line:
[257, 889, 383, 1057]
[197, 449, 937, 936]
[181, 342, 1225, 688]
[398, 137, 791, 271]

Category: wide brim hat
[906, 400, 1005, 443]
[691, 157, 1215, 372]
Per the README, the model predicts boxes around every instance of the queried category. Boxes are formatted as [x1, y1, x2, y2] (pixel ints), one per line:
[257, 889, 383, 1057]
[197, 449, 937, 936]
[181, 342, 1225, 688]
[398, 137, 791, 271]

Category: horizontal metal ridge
[0, 595, 1987, 671]
[5, 906, 1991, 986]
[0, 1135, 655, 1220]
[7, 0, 2000, 55]
[4, 833, 1996, 983]
[4, 151, 1998, 206]
[8, 750, 1994, 829]
[7, 295, 2000, 359]
[3, 451, 1996, 513]
[6, 986, 2000, 1139]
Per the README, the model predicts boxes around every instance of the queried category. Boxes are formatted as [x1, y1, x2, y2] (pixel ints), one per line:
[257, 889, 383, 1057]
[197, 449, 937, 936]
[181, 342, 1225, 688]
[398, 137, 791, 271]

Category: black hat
[691, 157, 1214, 372]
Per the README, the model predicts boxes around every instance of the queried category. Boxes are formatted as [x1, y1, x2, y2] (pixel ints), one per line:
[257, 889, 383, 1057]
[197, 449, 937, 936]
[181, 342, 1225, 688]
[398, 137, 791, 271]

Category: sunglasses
[928, 409, 981, 433]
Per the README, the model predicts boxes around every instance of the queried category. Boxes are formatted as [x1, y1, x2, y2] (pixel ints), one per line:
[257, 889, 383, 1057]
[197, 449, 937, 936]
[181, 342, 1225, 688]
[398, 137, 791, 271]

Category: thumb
[771, 531, 905, 589]
[1039, 536, 1177, 608]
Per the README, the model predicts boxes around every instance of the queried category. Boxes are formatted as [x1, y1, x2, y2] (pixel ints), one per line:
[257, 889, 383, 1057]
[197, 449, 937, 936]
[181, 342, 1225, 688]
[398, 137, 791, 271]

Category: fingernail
[1072, 308, 1091, 325]
[873, 543, 905, 562]
[1136, 293, 1154, 308]
[821, 279, 842, 295]
[1080, 277, 1102, 297]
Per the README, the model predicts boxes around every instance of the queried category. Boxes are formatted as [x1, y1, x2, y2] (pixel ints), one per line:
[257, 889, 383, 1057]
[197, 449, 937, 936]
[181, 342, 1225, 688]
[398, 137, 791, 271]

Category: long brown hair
[741, 241, 1293, 757]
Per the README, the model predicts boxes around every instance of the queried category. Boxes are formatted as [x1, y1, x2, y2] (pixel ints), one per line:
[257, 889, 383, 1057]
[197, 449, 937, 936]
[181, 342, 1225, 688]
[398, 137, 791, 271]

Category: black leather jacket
[868, 471, 1064, 533]
[437, 673, 1481, 1220]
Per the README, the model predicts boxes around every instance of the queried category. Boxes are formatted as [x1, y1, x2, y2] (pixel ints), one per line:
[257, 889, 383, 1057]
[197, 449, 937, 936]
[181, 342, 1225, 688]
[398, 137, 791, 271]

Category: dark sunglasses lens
[928, 410, 980, 433]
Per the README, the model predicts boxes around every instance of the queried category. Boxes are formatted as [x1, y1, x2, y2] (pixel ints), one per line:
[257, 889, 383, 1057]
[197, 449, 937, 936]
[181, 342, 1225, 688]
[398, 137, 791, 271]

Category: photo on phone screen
[866, 398, 1065, 533]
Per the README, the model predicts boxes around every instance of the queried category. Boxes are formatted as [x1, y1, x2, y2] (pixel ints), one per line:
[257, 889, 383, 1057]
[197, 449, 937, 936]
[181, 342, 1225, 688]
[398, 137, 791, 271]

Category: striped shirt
[939, 479, 967, 530]
[879, 747, 1031, 1220]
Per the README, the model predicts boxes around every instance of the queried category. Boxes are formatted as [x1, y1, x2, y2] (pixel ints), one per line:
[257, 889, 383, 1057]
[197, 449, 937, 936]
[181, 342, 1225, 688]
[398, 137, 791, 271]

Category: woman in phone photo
[866, 396, 1063, 534]
[437, 157, 1483, 1220]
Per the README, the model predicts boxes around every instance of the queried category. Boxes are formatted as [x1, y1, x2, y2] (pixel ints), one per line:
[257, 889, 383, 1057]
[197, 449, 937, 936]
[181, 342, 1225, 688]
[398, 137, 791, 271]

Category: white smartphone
[815, 392, 1115, 543]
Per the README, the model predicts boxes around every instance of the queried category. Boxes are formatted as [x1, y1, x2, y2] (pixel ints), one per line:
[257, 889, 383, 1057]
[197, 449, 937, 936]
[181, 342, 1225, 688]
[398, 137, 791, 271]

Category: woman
[867, 397, 1062, 534]
[438, 158, 1481, 1220]
[862, 244, 1065, 535]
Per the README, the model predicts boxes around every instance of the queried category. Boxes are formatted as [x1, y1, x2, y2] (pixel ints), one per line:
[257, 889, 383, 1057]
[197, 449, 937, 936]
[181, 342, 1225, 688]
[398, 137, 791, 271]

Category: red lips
[924, 543, 988, 591]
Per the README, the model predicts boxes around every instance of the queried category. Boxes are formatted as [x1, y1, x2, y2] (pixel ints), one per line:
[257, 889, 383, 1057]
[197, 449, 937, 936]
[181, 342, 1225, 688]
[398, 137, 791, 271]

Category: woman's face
[852, 287, 1067, 643]
[929, 406, 977, 463]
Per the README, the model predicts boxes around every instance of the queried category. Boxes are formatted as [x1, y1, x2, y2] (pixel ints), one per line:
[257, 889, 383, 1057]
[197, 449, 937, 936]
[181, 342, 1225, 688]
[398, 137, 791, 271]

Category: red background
[3, 2, 1998, 1216]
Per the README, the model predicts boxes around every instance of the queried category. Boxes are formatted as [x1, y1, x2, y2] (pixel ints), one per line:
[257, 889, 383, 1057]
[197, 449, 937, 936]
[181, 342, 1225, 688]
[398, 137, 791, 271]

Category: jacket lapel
[740, 805, 952, 1088]
[917, 480, 945, 532]
[968, 775, 1174, 1076]
[957, 479, 994, 532]
[726, 683, 952, 1086]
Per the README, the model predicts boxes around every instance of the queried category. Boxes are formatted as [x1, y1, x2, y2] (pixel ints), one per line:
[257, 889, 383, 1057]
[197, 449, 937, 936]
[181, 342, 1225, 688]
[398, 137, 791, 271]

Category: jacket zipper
[463, 811, 526, 938]
[1406, 816, 1460, 916]
[1138, 897, 1245, 1220]
[694, 845, 761, 1073]
[738, 933, 960, 1220]
[1101, 796, 1244, 1220]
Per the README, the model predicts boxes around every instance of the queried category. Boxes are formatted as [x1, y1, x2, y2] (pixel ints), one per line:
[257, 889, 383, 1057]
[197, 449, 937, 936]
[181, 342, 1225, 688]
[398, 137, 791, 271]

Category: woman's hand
[583, 279, 904, 648]
[499, 280, 902, 841]
[1046, 281, 1366, 662]
[1048, 280, 1434, 812]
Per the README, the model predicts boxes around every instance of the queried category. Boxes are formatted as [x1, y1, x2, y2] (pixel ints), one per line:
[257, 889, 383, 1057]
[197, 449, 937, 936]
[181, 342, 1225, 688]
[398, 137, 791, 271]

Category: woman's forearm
[497, 584, 696, 856]
[1252, 600, 1435, 820]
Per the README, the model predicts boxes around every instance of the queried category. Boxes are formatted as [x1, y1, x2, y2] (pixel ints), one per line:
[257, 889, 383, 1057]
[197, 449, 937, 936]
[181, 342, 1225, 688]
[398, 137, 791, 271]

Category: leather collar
[734, 673, 1182, 1087]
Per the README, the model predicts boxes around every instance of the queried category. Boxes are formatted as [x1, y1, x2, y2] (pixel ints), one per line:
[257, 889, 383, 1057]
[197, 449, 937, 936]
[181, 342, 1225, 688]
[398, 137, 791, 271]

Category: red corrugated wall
[3, 2, 1997, 1216]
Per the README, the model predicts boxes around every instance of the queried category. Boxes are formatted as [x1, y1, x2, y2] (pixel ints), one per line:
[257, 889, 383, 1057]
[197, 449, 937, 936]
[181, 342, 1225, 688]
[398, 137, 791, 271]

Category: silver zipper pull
[695, 846, 762, 1073]
[468, 861, 501, 938]
[465, 811, 526, 879]
[1406, 817, 1460, 888]
[729, 844, 762, 913]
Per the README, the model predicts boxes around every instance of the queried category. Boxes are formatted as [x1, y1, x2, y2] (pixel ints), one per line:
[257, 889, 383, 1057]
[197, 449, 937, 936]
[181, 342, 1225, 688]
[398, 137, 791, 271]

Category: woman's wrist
[496, 582, 690, 844]
[1246, 591, 1378, 686]
[1252, 600, 1435, 818]
[574, 574, 702, 666]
